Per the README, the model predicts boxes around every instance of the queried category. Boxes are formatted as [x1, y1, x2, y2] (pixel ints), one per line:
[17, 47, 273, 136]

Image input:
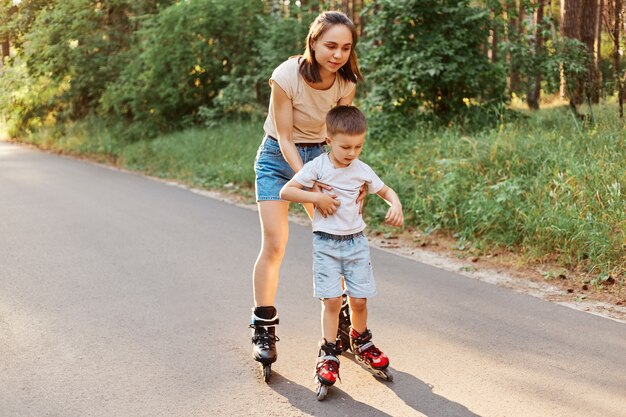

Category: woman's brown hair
[299, 11, 363, 84]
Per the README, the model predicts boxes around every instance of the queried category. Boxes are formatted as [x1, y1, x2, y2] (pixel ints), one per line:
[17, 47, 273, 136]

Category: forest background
[0, 0, 624, 305]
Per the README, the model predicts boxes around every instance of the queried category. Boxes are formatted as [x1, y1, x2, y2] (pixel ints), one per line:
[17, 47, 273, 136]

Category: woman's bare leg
[253, 200, 290, 306]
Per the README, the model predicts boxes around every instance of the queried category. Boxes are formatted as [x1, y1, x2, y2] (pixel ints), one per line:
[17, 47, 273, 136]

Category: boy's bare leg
[321, 297, 342, 341]
[348, 297, 368, 333]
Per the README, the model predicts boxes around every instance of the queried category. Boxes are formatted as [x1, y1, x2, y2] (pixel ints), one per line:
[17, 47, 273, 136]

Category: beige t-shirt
[263, 57, 357, 144]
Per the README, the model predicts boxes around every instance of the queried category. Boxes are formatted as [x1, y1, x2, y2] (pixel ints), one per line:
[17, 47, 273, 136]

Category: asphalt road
[1, 141, 625, 417]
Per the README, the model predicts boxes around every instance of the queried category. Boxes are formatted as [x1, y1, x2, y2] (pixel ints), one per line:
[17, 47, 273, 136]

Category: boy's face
[326, 132, 365, 168]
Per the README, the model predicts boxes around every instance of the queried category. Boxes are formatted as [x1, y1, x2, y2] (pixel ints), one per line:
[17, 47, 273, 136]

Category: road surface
[1, 141, 625, 417]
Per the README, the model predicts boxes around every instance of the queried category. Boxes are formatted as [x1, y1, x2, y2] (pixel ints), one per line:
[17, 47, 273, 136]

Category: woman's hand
[356, 184, 367, 214]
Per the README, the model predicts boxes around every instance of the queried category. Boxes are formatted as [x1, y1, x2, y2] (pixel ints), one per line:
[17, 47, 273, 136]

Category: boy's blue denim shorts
[254, 135, 326, 201]
[312, 232, 377, 299]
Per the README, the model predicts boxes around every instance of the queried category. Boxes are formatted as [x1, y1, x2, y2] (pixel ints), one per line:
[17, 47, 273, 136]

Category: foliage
[361, 0, 507, 130]
[200, 1, 322, 126]
[100, 0, 264, 137]
[23, 0, 134, 119]
[0, 55, 60, 134]
[0, 1, 172, 133]
[504, 12, 590, 99]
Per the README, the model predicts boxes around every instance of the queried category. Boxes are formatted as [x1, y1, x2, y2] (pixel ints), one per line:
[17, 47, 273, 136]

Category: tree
[580, 0, 599, 102]
[526, 0, 546, 109]
[611, 0, 624, 116]
[595, 0, 604, 102]
[0, 1, 17, 70]
[101, 0, 265, 134]
[362, 0, 506, 128]
[560, 0, 581, 102]
[507, 0, 526, 93]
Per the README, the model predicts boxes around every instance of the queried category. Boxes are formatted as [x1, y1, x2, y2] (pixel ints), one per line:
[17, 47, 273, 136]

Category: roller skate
[350, 328, 393, 381]
[314, 338, 342, 401]
[337, 293, 352, 352]
[250, 306, 279, 382]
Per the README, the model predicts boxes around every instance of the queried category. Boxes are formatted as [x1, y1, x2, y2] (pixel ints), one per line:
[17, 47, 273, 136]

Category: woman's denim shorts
[254, 135, 326, 201]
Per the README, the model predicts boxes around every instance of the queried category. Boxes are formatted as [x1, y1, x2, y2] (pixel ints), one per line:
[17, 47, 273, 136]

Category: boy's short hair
[326, 105, 367, 136]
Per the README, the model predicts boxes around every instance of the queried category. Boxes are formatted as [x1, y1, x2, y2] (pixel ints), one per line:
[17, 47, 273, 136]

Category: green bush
[101, 0, 264, 136]
[361, 0, 507, 130]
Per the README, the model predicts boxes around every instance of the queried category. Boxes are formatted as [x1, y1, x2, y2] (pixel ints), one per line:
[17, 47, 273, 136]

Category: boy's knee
[322, 297, 342, 313]
[349, 297, 367, 312]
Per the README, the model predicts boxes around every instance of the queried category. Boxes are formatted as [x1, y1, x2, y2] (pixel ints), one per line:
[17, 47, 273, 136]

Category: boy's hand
[313, 181, 337, 217]
[315, 193, 340, 216]
[385, 204, 404, 227]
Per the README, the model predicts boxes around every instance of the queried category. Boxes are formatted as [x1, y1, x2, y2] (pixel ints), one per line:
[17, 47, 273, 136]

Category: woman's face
[311, 24, 353, 78]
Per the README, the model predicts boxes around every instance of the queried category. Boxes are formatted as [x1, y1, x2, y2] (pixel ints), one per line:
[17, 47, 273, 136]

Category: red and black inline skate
[314, 338, 342, 401]
[337, 294, 393, 381]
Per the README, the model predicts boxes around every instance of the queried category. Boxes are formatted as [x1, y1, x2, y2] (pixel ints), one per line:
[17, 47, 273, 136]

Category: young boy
[280, 105, 403, 395]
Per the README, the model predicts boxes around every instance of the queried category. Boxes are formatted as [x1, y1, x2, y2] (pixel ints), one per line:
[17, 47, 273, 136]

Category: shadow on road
[385, 368, 483, 417]
[269, 371, 394, 417]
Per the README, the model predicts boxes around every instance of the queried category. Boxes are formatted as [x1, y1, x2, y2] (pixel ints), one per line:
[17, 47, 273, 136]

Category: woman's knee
[258, 202, 289, 260]
[261, 235, 287, 260]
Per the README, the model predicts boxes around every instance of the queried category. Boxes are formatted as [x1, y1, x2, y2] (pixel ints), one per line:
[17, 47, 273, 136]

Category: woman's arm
[337, 84, 357, 106]
[271, 82, 305, 172]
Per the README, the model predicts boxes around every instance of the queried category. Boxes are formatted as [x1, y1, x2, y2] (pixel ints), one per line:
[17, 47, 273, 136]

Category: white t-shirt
[263, 57, 356, 144]
[292, 154, 385, 235]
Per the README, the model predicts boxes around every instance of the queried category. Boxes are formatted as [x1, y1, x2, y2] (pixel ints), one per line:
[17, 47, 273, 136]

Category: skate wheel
[316, 383, 328, 401]
[380, 368, 393, 382]
[262, 365, 271, 382]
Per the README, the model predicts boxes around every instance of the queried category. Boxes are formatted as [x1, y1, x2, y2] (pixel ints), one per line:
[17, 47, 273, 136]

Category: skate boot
[249, 306, 279, 382]
[314, 338, 342, 401]
[337, 293, 352, 352]
[350, 328, 393, 381]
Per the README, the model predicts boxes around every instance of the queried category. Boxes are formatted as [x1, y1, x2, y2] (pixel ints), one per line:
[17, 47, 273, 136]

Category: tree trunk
[613, 0, 623, 116]
[595, 0, 604, 102]
[581, 0, 599, 103]
[489, 8, 500, 63]
[0, 34, 8, 69]
[560, 0, 581, 103]
[352, 0, 363, 36]
[527, 0, 546, 109]
[507, 0, 523, 93]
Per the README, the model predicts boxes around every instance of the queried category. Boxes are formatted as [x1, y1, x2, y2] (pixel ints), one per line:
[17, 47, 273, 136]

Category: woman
[250, 11, 364, 378]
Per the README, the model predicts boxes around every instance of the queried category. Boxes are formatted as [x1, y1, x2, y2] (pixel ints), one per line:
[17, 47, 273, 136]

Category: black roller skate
[337, 293, 352, 352]
[314, 338, 342, 401]
[250, 306, 279, 382]
[350, 328, 393, 381]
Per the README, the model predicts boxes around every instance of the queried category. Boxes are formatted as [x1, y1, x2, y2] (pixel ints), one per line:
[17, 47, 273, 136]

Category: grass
[6, 105, 625, 290]
[363, 105, 624, 283]
[119, 123, 259, 199]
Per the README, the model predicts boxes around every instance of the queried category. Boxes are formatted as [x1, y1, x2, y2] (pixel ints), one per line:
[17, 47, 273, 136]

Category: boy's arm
[280, 179, 340, 215]
[376, 185, 404, 227]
